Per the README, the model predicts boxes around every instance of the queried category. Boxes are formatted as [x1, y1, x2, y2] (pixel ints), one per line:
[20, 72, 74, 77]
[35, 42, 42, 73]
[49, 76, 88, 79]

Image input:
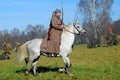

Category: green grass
[0, 44, 120, 80]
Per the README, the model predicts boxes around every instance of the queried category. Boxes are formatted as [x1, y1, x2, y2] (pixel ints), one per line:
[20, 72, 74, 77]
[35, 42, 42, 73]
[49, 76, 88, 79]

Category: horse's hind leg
[32, 56, 40, 75]
[25, 57, 30, 74]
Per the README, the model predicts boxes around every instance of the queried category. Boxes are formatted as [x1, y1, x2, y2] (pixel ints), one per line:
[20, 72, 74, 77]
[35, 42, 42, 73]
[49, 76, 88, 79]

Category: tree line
[112, 19, 120, 34]
[0, 24, 47, 49]
[0, 19, 119, 50]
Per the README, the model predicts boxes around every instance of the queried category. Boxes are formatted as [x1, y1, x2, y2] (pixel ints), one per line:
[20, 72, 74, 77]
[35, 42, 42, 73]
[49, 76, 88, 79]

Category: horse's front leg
[62, 55, 71, 74]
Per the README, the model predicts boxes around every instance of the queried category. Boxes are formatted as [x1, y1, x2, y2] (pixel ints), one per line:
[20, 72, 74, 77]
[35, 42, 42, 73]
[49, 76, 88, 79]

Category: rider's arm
[52, 16, 63, 30]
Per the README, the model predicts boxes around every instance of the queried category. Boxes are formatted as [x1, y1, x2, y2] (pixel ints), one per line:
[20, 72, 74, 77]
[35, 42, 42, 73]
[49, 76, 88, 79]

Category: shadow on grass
[37, 66, 59, 73]
[16, 68, 26, 73]
[16, 66, 61, 74]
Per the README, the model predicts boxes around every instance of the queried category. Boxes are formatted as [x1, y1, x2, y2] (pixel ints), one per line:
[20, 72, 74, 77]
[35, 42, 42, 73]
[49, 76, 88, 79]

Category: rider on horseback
[40, 9, 64, 54]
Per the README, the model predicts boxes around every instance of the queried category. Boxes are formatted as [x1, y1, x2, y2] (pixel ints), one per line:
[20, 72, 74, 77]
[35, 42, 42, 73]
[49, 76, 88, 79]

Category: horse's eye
[77, 26, 79, 28]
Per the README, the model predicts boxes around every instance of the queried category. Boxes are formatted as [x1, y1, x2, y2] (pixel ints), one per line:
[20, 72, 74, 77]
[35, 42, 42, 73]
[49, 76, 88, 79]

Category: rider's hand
[60, 24, 64, 28]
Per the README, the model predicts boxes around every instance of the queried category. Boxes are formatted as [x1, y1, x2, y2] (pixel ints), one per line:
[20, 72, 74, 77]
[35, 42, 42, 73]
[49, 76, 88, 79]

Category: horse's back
[27, 38, 42, 60]
[28, 38, 42, 50]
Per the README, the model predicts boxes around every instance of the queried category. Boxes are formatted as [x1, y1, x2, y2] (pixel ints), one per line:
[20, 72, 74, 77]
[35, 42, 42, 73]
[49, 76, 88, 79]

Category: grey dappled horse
[16, 21, 86, 75]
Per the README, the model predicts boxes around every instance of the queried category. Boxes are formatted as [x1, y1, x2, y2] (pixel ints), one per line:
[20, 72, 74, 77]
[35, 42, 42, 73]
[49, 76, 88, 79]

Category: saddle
[40, 51, 60, 57]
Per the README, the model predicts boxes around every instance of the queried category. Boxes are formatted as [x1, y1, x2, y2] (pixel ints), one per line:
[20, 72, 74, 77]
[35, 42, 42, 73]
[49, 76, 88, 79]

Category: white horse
[16, 21, 86, 75]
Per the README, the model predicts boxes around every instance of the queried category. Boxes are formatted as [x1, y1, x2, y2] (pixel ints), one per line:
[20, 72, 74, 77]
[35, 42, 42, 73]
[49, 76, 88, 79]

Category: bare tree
[2, 29, 12, 42]
[26, 24, 47, 40]
[11, 28, 20, 37]
[78, 0, 113, 39]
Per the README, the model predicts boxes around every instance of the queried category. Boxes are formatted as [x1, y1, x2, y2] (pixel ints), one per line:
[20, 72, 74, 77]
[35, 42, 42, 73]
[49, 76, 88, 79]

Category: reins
[63, 28, 75, 34]
[63, 23, 82, 35]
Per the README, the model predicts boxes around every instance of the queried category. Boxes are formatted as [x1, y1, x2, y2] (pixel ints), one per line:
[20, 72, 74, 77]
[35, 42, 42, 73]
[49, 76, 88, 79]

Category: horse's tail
[16, 41, 30, 63]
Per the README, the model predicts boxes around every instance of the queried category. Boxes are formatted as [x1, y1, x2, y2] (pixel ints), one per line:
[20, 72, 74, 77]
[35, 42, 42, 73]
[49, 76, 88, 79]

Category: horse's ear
[75, 20, 79, 24]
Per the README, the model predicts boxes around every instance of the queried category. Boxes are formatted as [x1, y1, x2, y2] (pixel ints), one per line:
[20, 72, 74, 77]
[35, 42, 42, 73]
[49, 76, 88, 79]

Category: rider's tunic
[40, 15, 63, 54]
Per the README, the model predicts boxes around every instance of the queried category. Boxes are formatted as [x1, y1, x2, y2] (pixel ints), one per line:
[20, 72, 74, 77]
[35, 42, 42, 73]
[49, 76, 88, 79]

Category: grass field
[0, 44, 120, 80]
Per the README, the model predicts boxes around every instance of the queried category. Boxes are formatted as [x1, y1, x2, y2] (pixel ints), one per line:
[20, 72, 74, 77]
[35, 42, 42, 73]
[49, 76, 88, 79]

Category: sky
[0, 0, 120, 31]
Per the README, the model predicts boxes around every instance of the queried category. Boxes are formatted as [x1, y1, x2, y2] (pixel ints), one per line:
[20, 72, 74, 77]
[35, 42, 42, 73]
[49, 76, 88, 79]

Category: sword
[61, 3, 64, 24]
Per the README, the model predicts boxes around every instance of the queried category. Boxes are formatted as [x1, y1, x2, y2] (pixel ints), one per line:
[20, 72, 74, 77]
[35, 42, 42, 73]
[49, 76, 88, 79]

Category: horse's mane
[63, 23, 73, 31]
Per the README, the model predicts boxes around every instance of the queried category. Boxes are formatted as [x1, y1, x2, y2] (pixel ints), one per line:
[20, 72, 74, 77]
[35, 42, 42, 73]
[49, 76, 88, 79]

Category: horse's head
[73, 21, 86, 35]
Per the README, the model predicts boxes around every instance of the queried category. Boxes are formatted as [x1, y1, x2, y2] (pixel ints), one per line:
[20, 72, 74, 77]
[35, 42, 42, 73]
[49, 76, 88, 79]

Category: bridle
[73, 23, 84, 35]
[63, 23, 83, 35]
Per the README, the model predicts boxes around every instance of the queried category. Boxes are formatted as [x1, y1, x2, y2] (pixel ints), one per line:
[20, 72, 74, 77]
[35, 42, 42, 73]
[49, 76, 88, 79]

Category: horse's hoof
[33, 73, 38, 76]
[69, 73, 74, 76]
[65, 71, 70, 74]
[25, 71, 29, 75]
[65, 70, 70, 74]
[58, 68, 65, 73]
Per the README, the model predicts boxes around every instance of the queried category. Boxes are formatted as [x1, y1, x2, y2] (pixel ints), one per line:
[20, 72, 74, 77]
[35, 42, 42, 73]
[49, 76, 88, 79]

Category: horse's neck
[61, 24, 75, 47]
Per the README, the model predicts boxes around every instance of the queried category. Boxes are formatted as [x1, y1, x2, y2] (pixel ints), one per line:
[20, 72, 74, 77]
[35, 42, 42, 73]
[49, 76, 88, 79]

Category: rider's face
[55, 12, 61, 17]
